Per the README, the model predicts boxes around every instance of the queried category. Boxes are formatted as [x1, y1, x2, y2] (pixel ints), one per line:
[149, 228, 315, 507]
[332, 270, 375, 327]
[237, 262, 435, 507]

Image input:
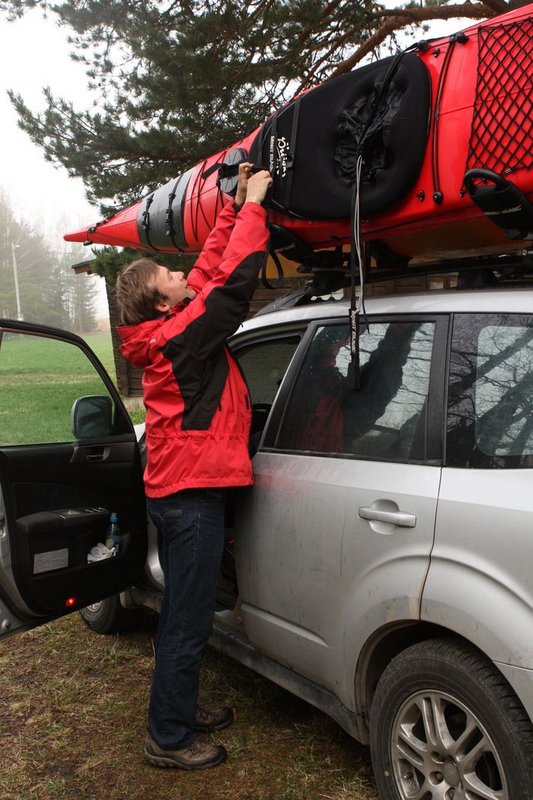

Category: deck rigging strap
[430, 32, 468, 204]
[431, 38, 458, 204]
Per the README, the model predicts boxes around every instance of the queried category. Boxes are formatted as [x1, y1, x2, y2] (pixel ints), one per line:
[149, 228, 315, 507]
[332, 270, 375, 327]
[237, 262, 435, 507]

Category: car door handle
[86, 447, 108, 462]
[71, 445, 110, 464]
[358, 506, 417, 528]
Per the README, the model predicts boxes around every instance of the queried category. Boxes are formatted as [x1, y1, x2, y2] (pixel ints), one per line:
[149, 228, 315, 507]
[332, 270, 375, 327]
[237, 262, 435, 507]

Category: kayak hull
[65, 3, 533, 264]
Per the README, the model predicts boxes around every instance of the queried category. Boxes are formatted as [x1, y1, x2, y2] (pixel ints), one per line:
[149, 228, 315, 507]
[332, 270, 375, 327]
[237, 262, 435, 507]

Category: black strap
[202, 160, 270, 187]
[261, 245, 285, 289]
[348, 177, 361, 391]
[268, 111, 278, 177]
[266, 99, 306, 217]
[281, 96, 302, 211]
[165, 178, 184, 252]
[202, 161, 240, 181]
[141, 193, 156, 251]
[347, 50, 411, 390]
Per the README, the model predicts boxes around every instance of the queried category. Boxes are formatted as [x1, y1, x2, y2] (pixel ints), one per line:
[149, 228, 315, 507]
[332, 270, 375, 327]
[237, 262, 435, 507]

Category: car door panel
[237, 454, 441, 700]
[215, 329, 304, 608]
[0, 440, 146, 614]
[0, 320, 147, 633]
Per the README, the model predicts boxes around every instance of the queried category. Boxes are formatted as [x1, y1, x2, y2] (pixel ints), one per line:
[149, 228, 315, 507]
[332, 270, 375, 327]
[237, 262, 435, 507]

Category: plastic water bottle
[104, 512, 120, 554]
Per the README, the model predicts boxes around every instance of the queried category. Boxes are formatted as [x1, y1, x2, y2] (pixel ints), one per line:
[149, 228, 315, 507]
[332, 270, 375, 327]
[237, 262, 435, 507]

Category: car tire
[79, 595, 136, 634]
[370, 636, 533, 800]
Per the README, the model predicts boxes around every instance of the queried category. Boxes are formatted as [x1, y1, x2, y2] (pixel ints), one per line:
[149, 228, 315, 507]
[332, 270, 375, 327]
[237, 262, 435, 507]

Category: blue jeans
[147, 488, 226, 749]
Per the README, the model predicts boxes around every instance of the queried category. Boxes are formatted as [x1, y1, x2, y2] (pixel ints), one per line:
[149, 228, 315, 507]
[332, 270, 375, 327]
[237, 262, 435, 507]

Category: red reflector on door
[65, 597, 78, 608]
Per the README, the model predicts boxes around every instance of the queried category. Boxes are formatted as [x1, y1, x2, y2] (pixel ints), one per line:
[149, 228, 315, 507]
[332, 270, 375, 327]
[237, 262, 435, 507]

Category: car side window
[447, 313, 533, 468]
[0, 330, 119, 446]
[235, 336, 301, 405]
[275, 320, 435, 461]
[233, 334, 302, 453]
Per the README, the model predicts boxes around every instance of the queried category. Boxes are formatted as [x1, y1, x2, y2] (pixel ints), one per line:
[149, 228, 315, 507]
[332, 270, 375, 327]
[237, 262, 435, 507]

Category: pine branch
[327, 2, 495, 79]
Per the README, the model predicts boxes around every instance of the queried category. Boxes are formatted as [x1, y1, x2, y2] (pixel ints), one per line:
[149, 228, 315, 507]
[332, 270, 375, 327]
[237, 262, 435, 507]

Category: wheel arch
[354, 621, 441, 741]
[354, 620, 524, 743]
[421, 560, 533, 668]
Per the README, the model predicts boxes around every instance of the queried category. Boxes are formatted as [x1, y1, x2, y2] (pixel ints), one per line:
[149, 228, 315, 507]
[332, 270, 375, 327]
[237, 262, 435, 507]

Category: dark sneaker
[144, 734, 227, 770]
[194, 705, 234, 733]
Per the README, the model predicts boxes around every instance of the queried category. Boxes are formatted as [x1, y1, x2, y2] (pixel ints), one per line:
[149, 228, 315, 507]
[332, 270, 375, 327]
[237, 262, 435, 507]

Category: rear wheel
[79, 595, 136, 634]
[370, 637, 533, 800]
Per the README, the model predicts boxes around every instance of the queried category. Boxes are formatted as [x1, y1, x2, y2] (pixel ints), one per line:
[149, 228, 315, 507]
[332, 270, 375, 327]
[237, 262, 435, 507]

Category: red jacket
[118, 201, 269, 498]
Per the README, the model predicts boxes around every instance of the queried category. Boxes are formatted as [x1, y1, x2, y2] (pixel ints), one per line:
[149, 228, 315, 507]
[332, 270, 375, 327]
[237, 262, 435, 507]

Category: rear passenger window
[447, 314, 533, 467]
[236, 337, 300, 405]
[275, 321, 435, 461]
[233, 335, 302, 453]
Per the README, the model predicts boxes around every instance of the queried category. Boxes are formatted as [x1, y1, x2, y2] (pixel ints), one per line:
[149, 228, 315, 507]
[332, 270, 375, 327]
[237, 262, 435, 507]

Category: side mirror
[71, 395, 114, 439]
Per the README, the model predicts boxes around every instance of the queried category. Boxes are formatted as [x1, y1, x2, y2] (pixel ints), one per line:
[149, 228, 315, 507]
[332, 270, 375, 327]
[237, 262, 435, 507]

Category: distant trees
[0, 192, 99, 332]
[69, 269, 99, 334]
[1, 0, 520, 215]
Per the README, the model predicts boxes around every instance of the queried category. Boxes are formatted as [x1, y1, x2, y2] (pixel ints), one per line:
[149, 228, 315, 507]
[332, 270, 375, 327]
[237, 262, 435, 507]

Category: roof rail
[255, 248, 533, 315]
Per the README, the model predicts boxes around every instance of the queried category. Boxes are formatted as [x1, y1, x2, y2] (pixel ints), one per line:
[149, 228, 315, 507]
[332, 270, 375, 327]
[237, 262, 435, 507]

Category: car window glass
[476, 325, 533, 456]
[276, 321, 435, 461]
[447, 314, 533, 467]
[236, 337, 300, 405]
[0, 330, 116, 446]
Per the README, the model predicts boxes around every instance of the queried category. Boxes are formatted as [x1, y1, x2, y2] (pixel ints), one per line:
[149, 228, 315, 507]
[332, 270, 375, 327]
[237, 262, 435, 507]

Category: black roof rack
[256, 248, 533, 316]
[365, 247, 533, 284]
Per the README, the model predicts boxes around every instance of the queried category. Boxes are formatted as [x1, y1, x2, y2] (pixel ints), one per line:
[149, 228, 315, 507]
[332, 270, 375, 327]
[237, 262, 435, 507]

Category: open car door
[0, 319, 147, 639]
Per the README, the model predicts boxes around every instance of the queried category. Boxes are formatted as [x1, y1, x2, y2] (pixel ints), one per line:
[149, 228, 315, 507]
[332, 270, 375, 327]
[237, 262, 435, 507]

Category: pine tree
[70, 273, 99, 334]
[45, 259, 74, 330]
[0, 193, 54, 323]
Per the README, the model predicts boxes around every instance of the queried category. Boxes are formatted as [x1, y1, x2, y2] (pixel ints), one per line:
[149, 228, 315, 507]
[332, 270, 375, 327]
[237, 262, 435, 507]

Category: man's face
[152, 265, 196, 311]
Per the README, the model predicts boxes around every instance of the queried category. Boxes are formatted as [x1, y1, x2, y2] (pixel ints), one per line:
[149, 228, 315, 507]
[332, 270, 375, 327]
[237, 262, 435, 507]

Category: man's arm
[187, 163, 253, 293]
[158, 171, 272, 359]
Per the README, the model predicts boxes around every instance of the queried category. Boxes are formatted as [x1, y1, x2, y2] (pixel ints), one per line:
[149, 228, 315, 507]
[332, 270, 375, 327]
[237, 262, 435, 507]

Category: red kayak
[65, 2, 533, 266]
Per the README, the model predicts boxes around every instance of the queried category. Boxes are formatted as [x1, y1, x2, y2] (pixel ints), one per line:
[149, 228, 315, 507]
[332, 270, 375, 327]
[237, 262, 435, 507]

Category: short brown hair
[116, 259, 166, 325]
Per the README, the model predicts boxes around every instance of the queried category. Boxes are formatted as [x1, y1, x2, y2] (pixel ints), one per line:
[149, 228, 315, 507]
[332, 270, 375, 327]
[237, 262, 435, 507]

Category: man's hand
[244, 170, 273, 206]
[235, 162, 253, 208]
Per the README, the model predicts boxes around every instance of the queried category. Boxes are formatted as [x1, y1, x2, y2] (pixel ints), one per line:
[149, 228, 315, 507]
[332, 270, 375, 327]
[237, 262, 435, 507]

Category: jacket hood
[117, 317, 163, 369]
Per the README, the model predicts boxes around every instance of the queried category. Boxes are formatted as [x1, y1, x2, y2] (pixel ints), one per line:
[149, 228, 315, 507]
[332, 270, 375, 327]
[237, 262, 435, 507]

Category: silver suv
[2, 281, 533, 799]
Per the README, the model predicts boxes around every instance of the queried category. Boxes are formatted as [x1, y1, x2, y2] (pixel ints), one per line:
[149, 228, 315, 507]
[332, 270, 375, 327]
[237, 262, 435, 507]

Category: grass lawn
[83, 331, 116, 376]
[0, 614, 377, 800]
[0, 329, 145, 445]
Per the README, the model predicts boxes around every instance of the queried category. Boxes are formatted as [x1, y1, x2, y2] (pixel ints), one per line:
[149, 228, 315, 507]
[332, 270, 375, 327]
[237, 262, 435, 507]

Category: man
[116, 164, 272, 770]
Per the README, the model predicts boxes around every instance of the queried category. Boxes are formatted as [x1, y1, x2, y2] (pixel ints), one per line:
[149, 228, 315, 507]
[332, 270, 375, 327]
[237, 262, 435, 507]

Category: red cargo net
[465, 18, 533, 176]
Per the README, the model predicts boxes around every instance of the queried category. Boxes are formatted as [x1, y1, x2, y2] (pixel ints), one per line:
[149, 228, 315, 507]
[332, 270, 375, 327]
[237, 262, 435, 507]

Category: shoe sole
[144, 745, 227, 770]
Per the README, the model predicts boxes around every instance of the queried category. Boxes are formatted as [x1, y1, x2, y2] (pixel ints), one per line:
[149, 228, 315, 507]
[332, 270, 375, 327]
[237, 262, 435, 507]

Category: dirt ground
[0, 613, 378, 800]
